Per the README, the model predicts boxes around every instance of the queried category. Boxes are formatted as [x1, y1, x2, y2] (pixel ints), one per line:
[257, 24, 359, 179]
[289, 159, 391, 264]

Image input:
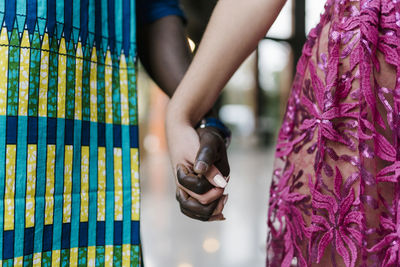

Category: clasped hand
[166, 120, 230, 221]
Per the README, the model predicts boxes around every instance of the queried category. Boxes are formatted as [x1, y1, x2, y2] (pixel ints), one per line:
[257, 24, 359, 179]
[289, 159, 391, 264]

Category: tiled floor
[140, 139, 275, 267]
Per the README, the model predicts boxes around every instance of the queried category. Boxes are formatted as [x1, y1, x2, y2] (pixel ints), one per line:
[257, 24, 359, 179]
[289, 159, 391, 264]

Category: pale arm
[167, 0, 288, 125]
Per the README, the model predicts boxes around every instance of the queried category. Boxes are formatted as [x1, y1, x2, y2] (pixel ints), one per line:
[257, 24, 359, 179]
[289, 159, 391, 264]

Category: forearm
[138, 15, 220, 118]
[138, 15, 192, 98]
[168, 0, 287, 125]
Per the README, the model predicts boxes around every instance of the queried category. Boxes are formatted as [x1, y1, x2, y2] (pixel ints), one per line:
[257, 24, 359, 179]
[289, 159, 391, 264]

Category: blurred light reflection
[219, 105, 255, 136]
[187, 38, 196, 52]
[143, 134, 161, 153]
[258, 40, 291, 92]
[306, 0, 327, 33]
[203, 238, 220, 254]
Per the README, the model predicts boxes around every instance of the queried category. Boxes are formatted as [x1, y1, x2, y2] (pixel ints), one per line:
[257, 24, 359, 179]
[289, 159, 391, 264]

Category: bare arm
[138, 15, 192, 98]
[166, 0, 287, 217]
[167, 0, 287, 125]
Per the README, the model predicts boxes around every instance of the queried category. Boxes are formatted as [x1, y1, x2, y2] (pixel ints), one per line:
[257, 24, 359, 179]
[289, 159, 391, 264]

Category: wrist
[196, 117, 232, 147]
[167, 97, 206, 127]
[166, 98, 192, 127]
[203, 107, 219, 119]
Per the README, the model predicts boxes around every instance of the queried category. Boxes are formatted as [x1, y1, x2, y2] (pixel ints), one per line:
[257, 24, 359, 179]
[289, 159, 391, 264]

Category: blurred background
[139, 1, 325, 266]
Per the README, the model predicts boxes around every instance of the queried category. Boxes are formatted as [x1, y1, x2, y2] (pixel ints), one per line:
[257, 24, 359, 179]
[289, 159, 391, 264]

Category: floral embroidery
[268, 164, 309, 267]
[307, 169, 363, 267]
[267, 0, 400, 266]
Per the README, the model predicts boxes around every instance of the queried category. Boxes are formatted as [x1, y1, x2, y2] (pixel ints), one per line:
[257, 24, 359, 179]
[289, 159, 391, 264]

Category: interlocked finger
[176, 189, 220, 221]
[177, 164, 214, 195]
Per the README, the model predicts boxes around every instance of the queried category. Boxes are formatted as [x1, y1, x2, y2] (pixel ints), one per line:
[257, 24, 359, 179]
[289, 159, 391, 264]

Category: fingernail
[213, 174, 227, 188]
[194, 161, 208, 173]
[223, 195, 229, 205]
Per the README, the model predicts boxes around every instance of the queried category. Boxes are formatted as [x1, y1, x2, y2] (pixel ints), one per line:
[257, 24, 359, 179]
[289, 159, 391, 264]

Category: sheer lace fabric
[267, 0, 400, 266]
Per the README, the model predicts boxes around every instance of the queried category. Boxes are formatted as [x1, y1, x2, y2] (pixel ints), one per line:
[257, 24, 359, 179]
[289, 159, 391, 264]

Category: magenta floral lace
[267, 0, 400, 266]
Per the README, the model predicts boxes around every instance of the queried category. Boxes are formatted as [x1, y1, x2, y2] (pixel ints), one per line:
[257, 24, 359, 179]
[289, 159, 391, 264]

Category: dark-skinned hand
[175, 127, 230, 221]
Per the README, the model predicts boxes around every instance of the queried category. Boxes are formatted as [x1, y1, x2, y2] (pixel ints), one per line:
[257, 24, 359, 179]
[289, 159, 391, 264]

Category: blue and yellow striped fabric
[0, 0, 141, 266]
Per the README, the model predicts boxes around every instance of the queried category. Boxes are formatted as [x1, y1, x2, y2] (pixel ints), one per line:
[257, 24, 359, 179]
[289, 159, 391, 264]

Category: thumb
[194, 134, 219, 175]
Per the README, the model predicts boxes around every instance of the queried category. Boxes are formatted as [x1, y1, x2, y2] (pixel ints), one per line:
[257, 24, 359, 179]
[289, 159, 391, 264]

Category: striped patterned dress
[0, 0, 141, 266]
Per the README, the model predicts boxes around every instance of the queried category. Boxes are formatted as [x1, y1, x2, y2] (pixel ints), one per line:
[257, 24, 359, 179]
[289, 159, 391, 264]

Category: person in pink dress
[166, 0, 400, 266]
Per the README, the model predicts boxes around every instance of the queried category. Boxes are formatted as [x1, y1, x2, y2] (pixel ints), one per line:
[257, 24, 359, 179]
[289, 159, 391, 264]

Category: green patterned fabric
[0, 0, 141, 266]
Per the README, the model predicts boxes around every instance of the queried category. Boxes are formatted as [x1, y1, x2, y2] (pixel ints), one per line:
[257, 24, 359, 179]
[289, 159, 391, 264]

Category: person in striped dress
[0, 0, 140, 265]
[0, 0, 230, 266]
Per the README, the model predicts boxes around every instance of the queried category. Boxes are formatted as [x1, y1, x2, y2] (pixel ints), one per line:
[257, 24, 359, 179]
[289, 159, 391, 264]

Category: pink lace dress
[267, 0, 400, 266]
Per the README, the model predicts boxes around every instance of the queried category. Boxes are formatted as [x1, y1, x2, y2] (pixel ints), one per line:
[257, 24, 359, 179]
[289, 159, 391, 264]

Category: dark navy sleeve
[137, 0, 186, 25]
